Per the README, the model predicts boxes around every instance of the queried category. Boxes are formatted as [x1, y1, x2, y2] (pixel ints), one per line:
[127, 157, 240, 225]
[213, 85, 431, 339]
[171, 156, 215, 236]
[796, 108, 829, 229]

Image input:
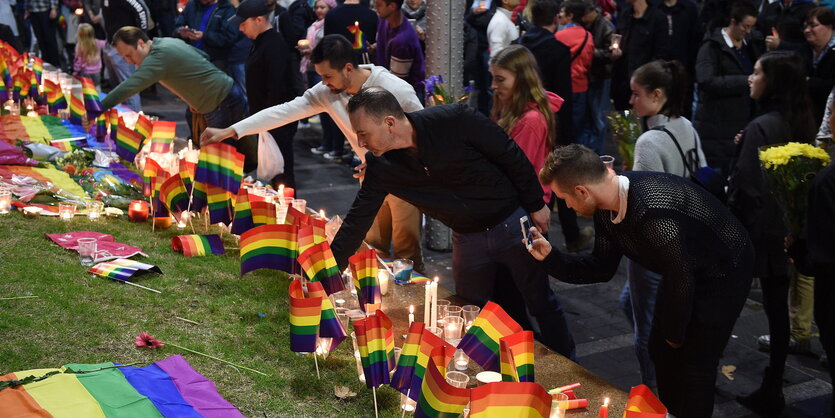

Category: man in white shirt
[201, 34, 425, 271]
[487, 0, 520, 60]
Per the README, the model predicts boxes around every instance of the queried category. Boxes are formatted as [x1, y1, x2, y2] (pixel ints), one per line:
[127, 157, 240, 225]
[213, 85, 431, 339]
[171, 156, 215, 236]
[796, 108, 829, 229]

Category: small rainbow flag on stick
[49, 138, 84, 152]
[230, 186, 254, 235]
[354, 312, 391, 388]
[284, 205, 310, 227]
[134, 113, 153, 140]
[500, 330, 535, 383]
[457, 301, 523, 372]
[171, 234, 225, 257]
[150, 120, 176, 153]
[624, 385, 667, 417]
[195, 143, 244, 195]
[143, 158, 164, 197]
[69, 93, 85, 125]
[44, 79, 65, 112]
[415, 345, 471, 417]
[468, 382, 552, 418]
[306, 281, 347, 351]
[349, 249, 380, 312]
[392, 322, 456, 401]
[77, 76, 102, 117]
[288, 279, 321, 353]
[240, 224, 298, 275]
[205, 184, 233, 226]
[347, 21, 366, 51]
[250, 200, 276, 226]
[115, 118, 144, 162]
[0, 73, 7, 101]
[108, 108, 119, 138]
[159, 173, 190, 214]
[297, 241, 345, 296]
[87, 258, 163, 293]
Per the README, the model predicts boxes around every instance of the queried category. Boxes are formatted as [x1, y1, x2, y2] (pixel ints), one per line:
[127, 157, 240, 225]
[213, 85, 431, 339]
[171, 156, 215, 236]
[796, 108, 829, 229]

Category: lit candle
[430, 277, 439, 329]
[378, 269, 390, 295]
[58, 203, 75, 221]
[598, 397, 609, 418]
[128, 200, 149, 222]
[297, 39, 310, 48]
[408, 305, 414, 326]
[424, 282, 431, 323]
[454, 349, 469, 370]
[319, 209, 326, 220]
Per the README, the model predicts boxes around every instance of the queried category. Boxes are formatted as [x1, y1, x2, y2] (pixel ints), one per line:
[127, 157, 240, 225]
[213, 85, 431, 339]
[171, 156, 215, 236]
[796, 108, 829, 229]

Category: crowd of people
[3, 0, 834, 416]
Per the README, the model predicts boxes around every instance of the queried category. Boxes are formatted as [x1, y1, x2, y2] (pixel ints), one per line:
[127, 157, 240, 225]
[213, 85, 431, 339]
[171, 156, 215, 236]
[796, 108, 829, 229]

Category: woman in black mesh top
[528, 144, 754, 418]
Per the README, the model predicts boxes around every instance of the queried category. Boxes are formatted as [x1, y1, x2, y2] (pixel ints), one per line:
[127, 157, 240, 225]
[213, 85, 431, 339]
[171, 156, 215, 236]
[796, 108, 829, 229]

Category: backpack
[654, 127, 728, 203]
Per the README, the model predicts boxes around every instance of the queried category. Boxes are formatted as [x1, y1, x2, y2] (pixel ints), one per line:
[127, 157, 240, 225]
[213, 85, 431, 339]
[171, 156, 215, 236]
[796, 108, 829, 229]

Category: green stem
[0, 296, 38, 301]
[167, 343, 267, 376]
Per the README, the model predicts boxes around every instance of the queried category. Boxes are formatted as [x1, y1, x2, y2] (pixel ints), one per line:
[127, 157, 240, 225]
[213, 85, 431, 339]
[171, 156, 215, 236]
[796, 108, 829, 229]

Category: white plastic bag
[257, 130, 284, 182]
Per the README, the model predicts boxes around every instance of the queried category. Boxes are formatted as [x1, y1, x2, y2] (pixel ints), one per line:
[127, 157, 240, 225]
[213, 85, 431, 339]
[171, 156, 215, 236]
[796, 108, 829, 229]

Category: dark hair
[805, 6, 835, 29]
[311, 34, 359, 70]
[112, 26, 149, 47]
[379, 0, 405, 8]
[757, 51, 817, 142]
[540, 144, 607, 189]
[631, 60, 688, 118]
[729, 1, 758, 24]
[347, 87, 406, 120]
[561, 0, 588, 23]
[530, 0, 559, 27]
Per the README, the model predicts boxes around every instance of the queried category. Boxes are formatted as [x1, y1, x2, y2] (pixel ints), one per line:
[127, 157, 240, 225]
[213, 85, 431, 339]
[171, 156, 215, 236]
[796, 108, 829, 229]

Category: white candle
[408, 305, 414, 326]
[430, 277, 439, 329]
[424, 282, 431, 323]
[378, 270, 390, 295]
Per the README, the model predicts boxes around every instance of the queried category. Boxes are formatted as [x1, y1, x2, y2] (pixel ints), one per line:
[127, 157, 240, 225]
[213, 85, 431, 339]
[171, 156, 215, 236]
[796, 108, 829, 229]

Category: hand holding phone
[520, 216, 534, 250]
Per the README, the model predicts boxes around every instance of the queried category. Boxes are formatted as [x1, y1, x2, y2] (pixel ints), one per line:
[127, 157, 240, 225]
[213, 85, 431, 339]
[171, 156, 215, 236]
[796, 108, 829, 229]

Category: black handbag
[655, 127, 728, 203]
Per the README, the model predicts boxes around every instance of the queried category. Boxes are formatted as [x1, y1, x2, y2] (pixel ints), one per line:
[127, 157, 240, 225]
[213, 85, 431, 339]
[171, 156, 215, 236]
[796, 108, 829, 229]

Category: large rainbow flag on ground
[230, 186, 254, 235]
[349, 249, 381, 312]
[457, 301, 523, 372]
[171, 234, 224, 257]
[240, 224, 298, 275]
[150, 121, 176, 153]
[0, 355, 244, 417]
[353, 312, 391, 388]
[414, 345, 470, 418]
[307, 281, 347, 351]
[77, 76, 101, 117]
[159, 173, 189, 214]
[288, 279, 322, 353]
[297, 241, 344, 296]
[624, 385, 667, 417]
[469, 382, 551, 418]
[194, 143, 244, 195]
[115, 118, 144, 162]
[500, 330, 535, 383]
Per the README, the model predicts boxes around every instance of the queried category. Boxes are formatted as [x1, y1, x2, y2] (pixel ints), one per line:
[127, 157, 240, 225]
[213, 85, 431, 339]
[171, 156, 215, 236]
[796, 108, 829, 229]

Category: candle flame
[319, 209, 325, 219]
[355, 21, 359, 26]
[604, 398, 609, 406]
[433, 276, 439, 284]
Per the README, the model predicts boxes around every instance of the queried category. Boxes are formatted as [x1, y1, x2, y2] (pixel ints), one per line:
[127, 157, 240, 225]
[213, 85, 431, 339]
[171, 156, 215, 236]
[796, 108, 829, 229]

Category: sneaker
[323, 151, 345, 161]
[310, 146, 328, 155]
[566, 226, 594, 253]
[756, 334, 812, 355]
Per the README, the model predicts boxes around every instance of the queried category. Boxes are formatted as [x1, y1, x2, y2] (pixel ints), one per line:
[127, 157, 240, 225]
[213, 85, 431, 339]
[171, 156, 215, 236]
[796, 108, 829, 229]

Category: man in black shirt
[332, 87, 576, 360]
[324, 0, 377, 64]
[612, 0, 670, 110]
[528, 144, 754, 417]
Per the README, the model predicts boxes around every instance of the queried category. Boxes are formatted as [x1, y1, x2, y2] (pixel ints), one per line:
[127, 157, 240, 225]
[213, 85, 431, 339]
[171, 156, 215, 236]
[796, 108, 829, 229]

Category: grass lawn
[0, 211, 402, 417]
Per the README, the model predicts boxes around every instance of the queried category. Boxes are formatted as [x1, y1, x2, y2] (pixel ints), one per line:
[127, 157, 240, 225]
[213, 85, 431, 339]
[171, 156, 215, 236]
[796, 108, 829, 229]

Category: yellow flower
[759, 142, 830, 169]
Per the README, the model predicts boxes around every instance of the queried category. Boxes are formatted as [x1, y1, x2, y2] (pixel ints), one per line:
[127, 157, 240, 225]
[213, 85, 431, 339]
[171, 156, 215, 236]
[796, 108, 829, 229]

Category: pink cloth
[554, 26, 594, 93]
[73, 39, 106, 77]
[0, 141, 38, 166]
[46, 231, 147, 261]
[508, 92, 564, 204]
[301, 19, 326, 73]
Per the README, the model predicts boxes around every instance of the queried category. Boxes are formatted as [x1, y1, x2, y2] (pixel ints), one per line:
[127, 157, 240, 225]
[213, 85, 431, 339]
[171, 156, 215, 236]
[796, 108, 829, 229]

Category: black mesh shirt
[542, 172, 754, 344]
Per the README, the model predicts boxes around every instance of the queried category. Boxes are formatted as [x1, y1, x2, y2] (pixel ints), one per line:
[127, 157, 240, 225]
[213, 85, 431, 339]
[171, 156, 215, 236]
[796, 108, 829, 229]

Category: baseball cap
[228, 0, 271, 27]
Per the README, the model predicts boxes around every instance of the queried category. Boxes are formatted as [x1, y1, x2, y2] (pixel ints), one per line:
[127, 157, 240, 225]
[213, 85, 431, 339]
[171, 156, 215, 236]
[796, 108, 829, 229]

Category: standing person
[72, 23, 106, 87]
[332, 87, 576, 359]
[200, 35, 425, 272]
[693, 1, 761, 175]
[148, 0, 178, 37]
[174, 0, 238, 70]
[622, 59, 707, 392]
[730, 51, 816, 417]
[758, 0, 815, 52]
[465, 0, 498, 115]
[102, 0, 150, 111]
[529, 144, 754, 417]
[230, 0, 302, 187]
[555, 1, 594, 153]
[657, 0, 700, 114]
[25, 0, 61, 66]
[401, 0, 425, 49]
[374, 0, 425, 100]
[81, 0, 105, 40]
[487, 0, 518, 61]
[801, 7, 835, 128]
[582, 0, 620, 156]
[324, 0, 377, 64]
[612, 0, 670, 110]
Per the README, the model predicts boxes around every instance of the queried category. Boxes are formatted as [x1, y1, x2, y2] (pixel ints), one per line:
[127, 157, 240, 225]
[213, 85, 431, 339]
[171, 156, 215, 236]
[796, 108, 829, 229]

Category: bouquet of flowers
[607, 110, 641, 171]
[759, 142, 831, 235]
[423, 75, 473, 106]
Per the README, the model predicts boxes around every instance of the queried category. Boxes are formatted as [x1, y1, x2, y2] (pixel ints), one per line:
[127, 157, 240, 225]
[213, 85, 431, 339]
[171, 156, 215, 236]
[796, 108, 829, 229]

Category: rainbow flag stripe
[159, 174, 190, 214]
[283, 205, 310, 227]
[377, 310, 397, 372]
[500, 331, 535, 383]
[115, 118, 144, 162]
[206, 184, 233, 226]
[400, 325, 455, 402]
[95, 113, 107, 140]
[108, 108, 119, 138]
[250, 200, 276, 226]
[49, 138, 83, 152]
[69, 94, 85, 125]
[76, 76, 101, 117]
[143, 158, 164, 197]
[240, 224, 298, 275]
[306, 281, 347, 351]
[44, 79, 66, 111]
[230, 187, 254, 235]
[0, 76, 7, 101]
[171, 234, 225, 257]
[13, 71, 24, 100]
[391, 322, 425, 397]
[469, 382, 551, 418]
[134, 114, 153, 140]
[347, 24, 366, 51]
[150, 121, 176, 153]
[349, 249, 380, 312]
[457, 301, 523, 372]
[0, 356, 244, 417]
[32, 56, 43, 83]
[28, 71, 39, 101]
[297, 241, 345, 296]
[415, 345, 470, 418]
[625, 384, 667, 416]
[354, 313, 391, 388]
[87, 258, 162, 282]
[288, 279, 322, 353]
[195, 143, 244, 195]
[0, 55, 10, 88]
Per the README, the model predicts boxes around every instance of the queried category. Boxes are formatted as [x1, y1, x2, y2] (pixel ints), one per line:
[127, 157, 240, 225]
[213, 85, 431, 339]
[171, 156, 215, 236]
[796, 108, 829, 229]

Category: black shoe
[757, 334, 812, 355]
[737, 367, 785, 417]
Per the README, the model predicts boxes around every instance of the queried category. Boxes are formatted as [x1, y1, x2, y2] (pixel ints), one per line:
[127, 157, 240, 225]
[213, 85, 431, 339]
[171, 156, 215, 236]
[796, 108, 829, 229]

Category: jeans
[452, 207, 576, 360]
[227, 62, 248, 116]
[577, 79, 610, 155]
[571, 91, 592, 153]
[203, 83, 252, 171]
[102, 44, 141, 111]
[625, 258, 662, 389]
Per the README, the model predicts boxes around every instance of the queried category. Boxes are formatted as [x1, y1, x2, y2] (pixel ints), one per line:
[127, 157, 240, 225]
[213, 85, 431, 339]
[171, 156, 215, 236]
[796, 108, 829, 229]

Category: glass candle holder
[550, 393, 569, 418]
[445, 305, 463, 319]
[401, 393, 417, 413]
[335, 307, 350, 331]
[444, 316, 464, 342]
[453, 349, 470, 371]
[0, 190, 11, 214]
[436, 300, 451, 327]
[462, 305, 480, 330]
[377, 269, 391, 295]
[86, 200, 104, 221]
[292, 198, 307, 213]
[392, 258, 414, 284]
[128, 200, 149, 222]
[446, 371, 469, 388]
[58, 203, 75, 221]
[77, 237, 97, 266]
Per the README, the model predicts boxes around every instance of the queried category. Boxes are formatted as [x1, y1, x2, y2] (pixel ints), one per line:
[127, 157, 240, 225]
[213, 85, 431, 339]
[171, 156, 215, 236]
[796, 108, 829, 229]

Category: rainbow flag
[195, 142, 244, 195]
[77, 76, 102, 117]
[28, 70, 39, 102]
[415, 345, 471, 418]
[179, 158, 196, 194]
[49, 138, 83, 152]
[250, 200, 276, 226]
[0, 75, 7, 101]
[108, 108, 119, 138]
[353, 312, 391, 388]
[288, 279, 322, 353]
[0, 55, 10, 89]
[152, 196, 170, 219]
[159, 173, 190, 214]
[284, 205, 310, 226]
[457, 301, 523, 372]
[32, 55, 42, 83]
[392, 323, 456, 401]
[500, 331, 535, 383]
[150, 120, 176, 153]
[307, 281, 347, 351]
[347, 23, 366, 51]
[230, 186, 254, 235]
[349, 249, 380, 312]
[12, 71, 24, 100]
[171, 234, 225, 257]
[94, 113, 107, 140]
[143, 158, 164, 197]
[115, 118, 144, 161]
[134, 113, 153, 140]
[0, 355, 244, 417]
[206, 184, 233, 226]
[625, 385, 667, 417]
[297, 241, 345, 295]
[87, 258, 162, 282]
[44, 79, 64, 112]
[377, 310, 397, 372]
[240, 224, 298, 275]
[469, 382, 551, 418]
[297, 219, 327, 254]
[69, 94, 85, 125]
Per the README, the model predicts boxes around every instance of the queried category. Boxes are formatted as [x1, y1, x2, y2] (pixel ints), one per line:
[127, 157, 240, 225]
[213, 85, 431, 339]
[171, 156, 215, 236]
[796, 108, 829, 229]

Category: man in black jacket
[332, 87, 577, 360]
[231, 0, 303, 187]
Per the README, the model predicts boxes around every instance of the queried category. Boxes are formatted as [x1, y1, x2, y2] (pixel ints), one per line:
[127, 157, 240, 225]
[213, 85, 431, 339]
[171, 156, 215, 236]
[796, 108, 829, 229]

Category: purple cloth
[375, 15, 425, 95]
[0, 141, 39, 166]
[156, 355, 245, 418]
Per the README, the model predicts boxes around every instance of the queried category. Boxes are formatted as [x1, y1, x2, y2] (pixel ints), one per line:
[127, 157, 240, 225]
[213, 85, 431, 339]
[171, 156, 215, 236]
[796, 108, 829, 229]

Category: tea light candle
[22, 206, 42, 217]
[598, 397, 609, 418]
[454, 349, 469, 370]
[86, 200, 104, 221]
[58, 203, 75, 221]
[475, 371, 502, 385]
[128, 200, 149, 222]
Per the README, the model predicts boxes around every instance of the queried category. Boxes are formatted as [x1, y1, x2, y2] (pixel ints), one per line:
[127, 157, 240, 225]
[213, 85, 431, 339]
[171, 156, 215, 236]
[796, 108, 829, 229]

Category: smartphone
[520, 216, 534, 250]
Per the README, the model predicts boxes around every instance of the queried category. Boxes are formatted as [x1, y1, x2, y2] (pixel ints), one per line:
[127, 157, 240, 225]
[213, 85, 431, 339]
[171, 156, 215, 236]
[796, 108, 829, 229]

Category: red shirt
[554, 25, 594, 93]
[508, 92, 564, 204]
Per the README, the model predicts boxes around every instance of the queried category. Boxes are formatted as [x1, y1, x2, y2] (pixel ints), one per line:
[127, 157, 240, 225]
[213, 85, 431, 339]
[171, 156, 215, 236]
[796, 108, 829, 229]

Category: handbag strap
[654, 126, 697, 179]
[571, 30, 590, 62]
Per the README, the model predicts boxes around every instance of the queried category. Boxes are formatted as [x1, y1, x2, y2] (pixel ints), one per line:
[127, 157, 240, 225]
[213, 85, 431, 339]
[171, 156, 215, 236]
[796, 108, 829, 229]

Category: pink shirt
[73, 39, 106, 76]
[508, 92, 564, 203]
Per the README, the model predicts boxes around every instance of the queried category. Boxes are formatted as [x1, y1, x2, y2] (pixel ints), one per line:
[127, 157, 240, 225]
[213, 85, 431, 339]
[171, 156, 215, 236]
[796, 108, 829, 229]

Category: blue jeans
[227, 62, 248, 116]
[452, 207, 576, 360]
[572, 91, 591, 152]
[103, 44, 141, 111]
[624, 258, 661, 388]
[203, 83, 246, 128]
[307, 71, 345, 154]
[577, 79, 611, 155]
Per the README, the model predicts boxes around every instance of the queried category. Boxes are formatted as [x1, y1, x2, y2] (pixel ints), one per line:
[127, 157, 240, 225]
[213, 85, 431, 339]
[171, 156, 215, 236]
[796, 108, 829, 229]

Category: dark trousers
[761, 273, 791, 376]
[452, 207, 576, 360]
[269, 123, 298, 189]
[29, 11, 60, 66]
[555, 197, 579, 243]
[815, 273, 835, 416]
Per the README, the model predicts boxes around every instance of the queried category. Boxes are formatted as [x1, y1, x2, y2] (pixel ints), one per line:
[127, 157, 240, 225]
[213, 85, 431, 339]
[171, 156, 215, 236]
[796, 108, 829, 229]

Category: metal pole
[425, 0, 466, 97]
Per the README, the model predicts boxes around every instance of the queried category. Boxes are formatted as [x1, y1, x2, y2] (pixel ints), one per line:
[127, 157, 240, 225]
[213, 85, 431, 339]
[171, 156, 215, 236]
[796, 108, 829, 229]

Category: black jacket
[658, 0, 701, 71]
[694, 28, 761, 143]
[518, 27, 574, 145]
[103, 0, 151, 42]
[757, 0, 815, 52]
[173, 0, 238, 62]
[585, 14, 615, 82]
[246, 29, 300, 114]
[332, 104, 546, 269]
[800, 44, 835, 127]
[612, 2, 670, 109]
